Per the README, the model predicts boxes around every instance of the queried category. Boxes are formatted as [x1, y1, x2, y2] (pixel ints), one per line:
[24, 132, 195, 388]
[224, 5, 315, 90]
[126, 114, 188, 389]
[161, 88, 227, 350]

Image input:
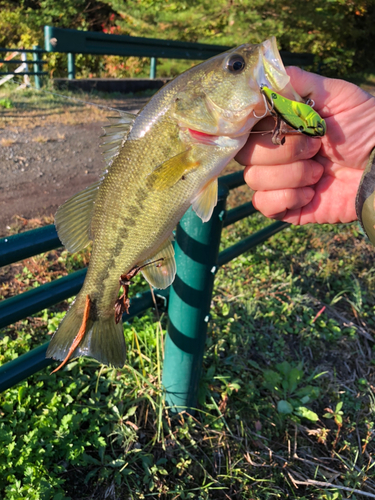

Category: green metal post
[67, 53, 75, 79]
[32, 45, 41, 89]
[162, 185, 228, 414]
[150, 57, 156, 79]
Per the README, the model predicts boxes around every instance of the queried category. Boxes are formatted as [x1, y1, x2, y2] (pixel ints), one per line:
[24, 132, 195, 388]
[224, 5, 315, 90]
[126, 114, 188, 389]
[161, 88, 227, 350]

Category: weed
[0, 97, 13, 108]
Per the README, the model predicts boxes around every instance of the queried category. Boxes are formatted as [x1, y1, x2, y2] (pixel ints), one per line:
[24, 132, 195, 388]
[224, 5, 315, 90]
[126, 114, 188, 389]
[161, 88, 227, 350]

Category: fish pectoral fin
[140, 236, 176, 289]
[148, 150, 200, 191]
[192, 178, 218, 222]
[55, 181, 100, 253]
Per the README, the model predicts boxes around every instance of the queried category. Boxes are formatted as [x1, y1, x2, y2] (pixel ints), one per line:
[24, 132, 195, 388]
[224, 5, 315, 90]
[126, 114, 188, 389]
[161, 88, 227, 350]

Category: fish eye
[227, 54, 245, 73]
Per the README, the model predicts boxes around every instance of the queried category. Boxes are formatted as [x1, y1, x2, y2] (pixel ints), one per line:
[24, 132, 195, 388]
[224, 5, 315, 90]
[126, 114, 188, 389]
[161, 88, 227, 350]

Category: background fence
[0, 46, 47, 89]
[0, 25, 315, 85]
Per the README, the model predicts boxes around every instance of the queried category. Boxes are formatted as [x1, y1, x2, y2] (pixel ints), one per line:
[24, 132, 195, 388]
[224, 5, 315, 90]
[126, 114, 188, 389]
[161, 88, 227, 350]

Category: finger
[252, 187, 315, 218]
[244, 160, 323, 191]
[236, 129, 321, 166]
[286, 66, 372, 115]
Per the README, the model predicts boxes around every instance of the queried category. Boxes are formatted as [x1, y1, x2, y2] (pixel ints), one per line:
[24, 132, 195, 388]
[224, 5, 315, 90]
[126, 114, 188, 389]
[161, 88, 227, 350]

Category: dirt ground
[0, 95, 150, 237]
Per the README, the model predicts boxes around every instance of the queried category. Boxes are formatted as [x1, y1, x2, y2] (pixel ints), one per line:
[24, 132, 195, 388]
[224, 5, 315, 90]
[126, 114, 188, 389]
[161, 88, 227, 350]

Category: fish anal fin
[148, 150, 200, 191]
[55, 181, 100, 253]
[140, 236, 176, 289]
[192, 178, 218, 222]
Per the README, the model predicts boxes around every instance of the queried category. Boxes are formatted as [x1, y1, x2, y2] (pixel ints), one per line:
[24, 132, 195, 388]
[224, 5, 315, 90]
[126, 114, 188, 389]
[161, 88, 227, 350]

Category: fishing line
[3, 76, 124, 113]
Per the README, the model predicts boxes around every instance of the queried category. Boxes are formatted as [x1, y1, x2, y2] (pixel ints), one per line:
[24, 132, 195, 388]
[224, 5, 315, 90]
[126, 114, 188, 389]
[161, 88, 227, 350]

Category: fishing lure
[259, 85, 326, 145]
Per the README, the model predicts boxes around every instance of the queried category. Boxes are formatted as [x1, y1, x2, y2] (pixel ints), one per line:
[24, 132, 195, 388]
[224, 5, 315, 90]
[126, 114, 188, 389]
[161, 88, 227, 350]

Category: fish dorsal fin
[140, 236, 176, 289]
[100, 111, 136, 167]
[148, 149, 200, 191]
[55, 181, 100, 253]
[192, 178, 218, 222]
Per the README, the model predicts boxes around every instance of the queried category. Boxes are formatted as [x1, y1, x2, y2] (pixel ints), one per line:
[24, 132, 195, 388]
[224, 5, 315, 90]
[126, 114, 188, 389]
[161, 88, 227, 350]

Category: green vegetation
[1, 207, 375, 498]
[0, 0, 374, 78]
[0, 97, 13, 108]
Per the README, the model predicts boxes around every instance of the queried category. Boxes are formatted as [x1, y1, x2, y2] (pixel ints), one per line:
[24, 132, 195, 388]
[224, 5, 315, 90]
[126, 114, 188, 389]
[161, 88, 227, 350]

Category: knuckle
[244, 165, 260, 190]
[282, 189, 296, 207]
[288, 136, 321, 161]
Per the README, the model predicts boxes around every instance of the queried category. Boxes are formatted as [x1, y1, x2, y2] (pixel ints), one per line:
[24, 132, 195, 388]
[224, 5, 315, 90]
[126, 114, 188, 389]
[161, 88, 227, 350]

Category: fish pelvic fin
[140, 235, 176, 289]
[192, 178, 218, 222]
[46, 294, 126, 369]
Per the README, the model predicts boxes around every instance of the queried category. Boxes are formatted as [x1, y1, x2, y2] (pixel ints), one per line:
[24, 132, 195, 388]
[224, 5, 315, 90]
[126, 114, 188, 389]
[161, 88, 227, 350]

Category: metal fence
[1, 27, 315, 86]
[0, 46, 47, 89]
[43, 26, 315, 80]
[0, 171, 288, 413]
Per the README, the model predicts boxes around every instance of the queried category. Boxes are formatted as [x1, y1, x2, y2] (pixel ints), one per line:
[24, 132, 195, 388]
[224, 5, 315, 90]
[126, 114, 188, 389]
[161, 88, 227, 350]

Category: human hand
[236, 67, 375, 225]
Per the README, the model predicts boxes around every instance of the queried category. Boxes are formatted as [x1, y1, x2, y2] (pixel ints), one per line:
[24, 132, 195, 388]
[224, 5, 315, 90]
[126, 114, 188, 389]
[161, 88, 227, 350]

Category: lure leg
[51, 294, 91, 373]
[114, 258, 164, 323]
[271, 114, 286, 145]
[271, 115, 305, 146]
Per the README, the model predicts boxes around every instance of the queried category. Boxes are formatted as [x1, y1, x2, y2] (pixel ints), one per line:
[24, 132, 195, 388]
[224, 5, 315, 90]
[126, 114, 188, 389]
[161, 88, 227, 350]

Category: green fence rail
[0, 46, 47, 89]
[44, 25, 315, 80]
[1, 27, 315, 87]
[0, 171, 289, 412]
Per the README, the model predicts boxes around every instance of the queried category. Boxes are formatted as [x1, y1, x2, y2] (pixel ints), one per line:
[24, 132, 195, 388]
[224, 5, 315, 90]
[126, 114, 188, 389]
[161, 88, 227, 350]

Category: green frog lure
[258, 85, 326, 145]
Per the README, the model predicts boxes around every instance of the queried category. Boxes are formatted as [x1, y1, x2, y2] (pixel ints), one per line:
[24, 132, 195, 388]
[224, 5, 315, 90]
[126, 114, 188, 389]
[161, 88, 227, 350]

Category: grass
[1, 209, 375, 499]
[0, 80, 156, 130]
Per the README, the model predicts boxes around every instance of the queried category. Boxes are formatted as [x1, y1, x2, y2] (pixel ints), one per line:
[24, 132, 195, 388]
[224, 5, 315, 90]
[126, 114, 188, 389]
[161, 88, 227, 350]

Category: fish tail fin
[46, 295, 126, 369]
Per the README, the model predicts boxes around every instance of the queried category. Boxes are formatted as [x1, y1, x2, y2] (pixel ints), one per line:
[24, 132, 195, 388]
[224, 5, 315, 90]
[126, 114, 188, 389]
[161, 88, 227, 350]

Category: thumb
[286, 66, 369, 115]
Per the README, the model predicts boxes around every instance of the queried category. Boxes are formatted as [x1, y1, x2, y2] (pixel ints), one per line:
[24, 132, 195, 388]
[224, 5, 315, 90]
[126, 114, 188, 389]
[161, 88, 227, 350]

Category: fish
[46, 37, 309, 370]
[356, 149, 375, 245]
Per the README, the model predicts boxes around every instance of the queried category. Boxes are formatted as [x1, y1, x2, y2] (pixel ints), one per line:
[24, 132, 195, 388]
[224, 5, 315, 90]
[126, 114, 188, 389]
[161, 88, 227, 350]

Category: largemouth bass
[47, 37, 307, 370]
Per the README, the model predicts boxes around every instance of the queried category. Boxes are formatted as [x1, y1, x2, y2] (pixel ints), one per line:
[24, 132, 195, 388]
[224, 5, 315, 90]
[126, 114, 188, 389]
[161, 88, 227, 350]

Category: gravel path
[0, 96, 149, 236]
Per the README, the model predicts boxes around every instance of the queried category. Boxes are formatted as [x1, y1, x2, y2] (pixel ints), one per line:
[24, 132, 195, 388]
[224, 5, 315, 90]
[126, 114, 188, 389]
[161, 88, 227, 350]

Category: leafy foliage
[2, 200, 375, 497]
[1, 0, 375, 78]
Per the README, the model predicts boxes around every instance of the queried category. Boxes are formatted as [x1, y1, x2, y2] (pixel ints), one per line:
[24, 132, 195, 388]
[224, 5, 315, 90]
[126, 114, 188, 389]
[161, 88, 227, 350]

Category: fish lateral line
[114, 258, 164, 323]
[50, 294, 92, 374]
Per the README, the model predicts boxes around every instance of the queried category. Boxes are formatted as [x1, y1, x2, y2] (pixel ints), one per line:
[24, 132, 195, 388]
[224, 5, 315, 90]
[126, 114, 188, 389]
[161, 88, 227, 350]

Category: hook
[253, 87, 274, 119]
[305, 98, 315, 108]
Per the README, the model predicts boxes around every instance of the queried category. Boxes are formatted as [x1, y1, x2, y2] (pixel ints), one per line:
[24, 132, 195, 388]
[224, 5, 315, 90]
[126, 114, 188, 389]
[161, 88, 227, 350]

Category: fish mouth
[188, 128, 217, 140]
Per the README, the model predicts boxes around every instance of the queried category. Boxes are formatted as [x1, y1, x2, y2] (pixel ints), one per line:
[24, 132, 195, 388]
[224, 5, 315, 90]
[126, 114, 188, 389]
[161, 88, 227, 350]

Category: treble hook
[305, 98, 315, 108]
[253, 87, 274, 119]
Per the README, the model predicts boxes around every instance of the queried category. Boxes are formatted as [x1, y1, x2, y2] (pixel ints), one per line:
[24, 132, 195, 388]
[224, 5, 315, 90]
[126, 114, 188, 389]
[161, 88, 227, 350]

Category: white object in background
[0, 51, 29, 87]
